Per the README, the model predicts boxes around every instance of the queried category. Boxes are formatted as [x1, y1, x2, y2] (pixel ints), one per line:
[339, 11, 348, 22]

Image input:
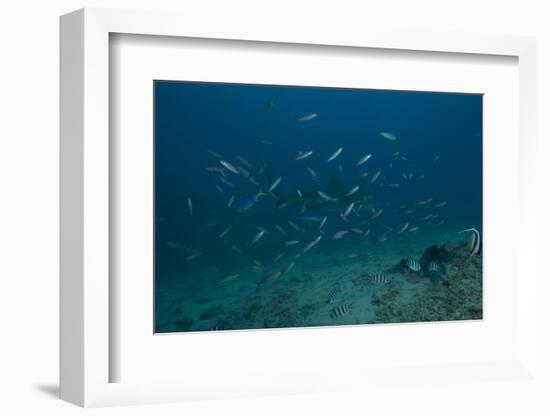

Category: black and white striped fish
[209, 326, 224, 331]
[405, 258, 421, 272]
[426, 260, 442, 274]
[369, 273, 390, 285]
[331, 303, 352, 319]
[327, 286, 341, 304]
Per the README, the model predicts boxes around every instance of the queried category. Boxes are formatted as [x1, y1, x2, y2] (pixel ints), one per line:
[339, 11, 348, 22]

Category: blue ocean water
[154, 81, 483, 333]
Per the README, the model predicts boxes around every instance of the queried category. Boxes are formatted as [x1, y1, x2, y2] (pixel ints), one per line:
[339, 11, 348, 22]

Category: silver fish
[219, 160, 240, 174]
[345, 185, 360, 197]
[298, 113, 318, 122]
[318, 191, 338, 202]
[343, 202, 355, 218]
[371, 209, 383, 219]
[409, 226, 419, 232]
[397, 223, 409, 234]
[434, 201, 447, 208]
[236, 155, 254, 169]
[356, 154, 372, 166]
[275, 224, 287, 235]
[379, 131, 397, 141]
[370, 170, 381, 184]
[227, 195, 234, 209]
[280, 262, 295, 276]
[251, 229, 266, 244]
[327, 147, 343, 162]
[296, 188, 303, 198]
[319, 216, 328, 229]
[220, 178, 236, 188]
[267, 176, 282, 193]
[186, 252, 201, 261]
[273, 251, 286, 263]
[296, 150, 313, 160]
[285, 240, 300, 246]
[207, 149, 224, 158]
[220, 274, 240, 283]
[416, 198, 433, 206]
[307, 167, 319, 181]
[333, 230, 348, 240]
[288, 221, 302, 232]
[218, 226, 232, 238]
[187, 198, 193, 216]
[302, 235, 322, 253]
[236, 166, 250, 178]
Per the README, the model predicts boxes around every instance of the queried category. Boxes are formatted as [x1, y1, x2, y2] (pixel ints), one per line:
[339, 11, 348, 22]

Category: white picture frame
[60, 7, 537, 407]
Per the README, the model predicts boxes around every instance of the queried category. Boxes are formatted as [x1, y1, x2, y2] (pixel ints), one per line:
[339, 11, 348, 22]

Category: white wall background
[0, 0, 548, 415]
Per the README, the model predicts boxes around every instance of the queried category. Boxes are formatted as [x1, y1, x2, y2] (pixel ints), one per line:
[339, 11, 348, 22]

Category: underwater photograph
[154, 81, 482, 333]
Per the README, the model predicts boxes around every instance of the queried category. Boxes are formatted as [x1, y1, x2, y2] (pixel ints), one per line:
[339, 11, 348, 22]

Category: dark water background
[154, 81, 482, 330]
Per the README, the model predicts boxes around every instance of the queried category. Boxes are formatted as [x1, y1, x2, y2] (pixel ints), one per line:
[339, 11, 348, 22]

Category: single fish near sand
[219, 160, 240, 175]
[331, 303, 352, 319]
[328, 286, 341, 304]
[356, 154, 372, 166]
[267, 176, 282, 193]
[459, 227, 481, 257]
[379, 131, 397, 141]
[296, 150, 313, 160]
[370, 273, 390, 284]
[404, 258, 421, 272]
[187, 198, 193, 216]
[327, 147, 343, 162]
[298, 113, 318, 122]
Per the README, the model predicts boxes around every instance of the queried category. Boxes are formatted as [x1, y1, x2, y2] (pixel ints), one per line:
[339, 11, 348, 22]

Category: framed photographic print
[60, 8, 538, 408]
[153, 81, 483, 334]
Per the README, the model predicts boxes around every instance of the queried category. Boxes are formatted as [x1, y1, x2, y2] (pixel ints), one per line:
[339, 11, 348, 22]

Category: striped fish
[426, 260, 441, 274]
[331, 303, 352, 319]
[405, 258, 421, 272]
[426, 261, 445, 284]
[370, 273, 390, 285]
[327, 286, 341, 304]
[209, 326, 224, 331]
